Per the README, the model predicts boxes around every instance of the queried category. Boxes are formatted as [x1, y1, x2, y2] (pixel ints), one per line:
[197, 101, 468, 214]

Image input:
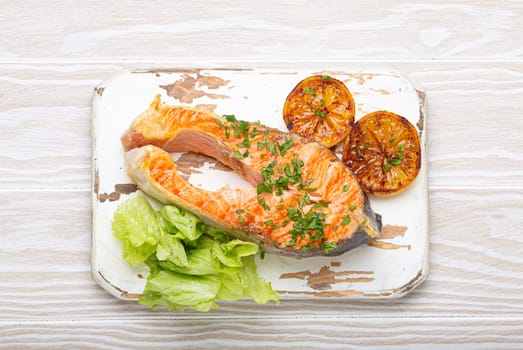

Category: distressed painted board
[91, 68, 428, 301]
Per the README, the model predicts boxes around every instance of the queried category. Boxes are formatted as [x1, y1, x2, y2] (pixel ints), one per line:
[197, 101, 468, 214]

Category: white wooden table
[1, 1, 522, 348]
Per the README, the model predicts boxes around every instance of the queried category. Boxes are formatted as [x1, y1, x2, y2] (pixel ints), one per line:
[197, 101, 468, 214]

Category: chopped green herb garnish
[303, 87, 316, 96]
[298, 197, 305, 209]
[343, 185, 349, 192]
[257, 197, 271, 210]
[215, 118, 223, 128]
[321, 242, 337, 253]
[319, 99, 324, 106]
[267, 142, 278, 156]
[383, 161, 392, 172]
[233, 149, 248, 159]
[223, 114, 237, 122]
[388, 137, 396, 143]
[238, 216, 245, 224]
[312, 200, 328, 209]
[264, 219, 273, 227]
[398, 144, 405, 153]
[233, 123, 241, 138]
[300, 243, 316, 252]
[364, 141, 370, 149]
[389, 158, 402, 165]
[349, 204, 357, 211]
[341, 216, 351, 226]
[257, 183, 272, 195]
[278, 138, 294, 156]
[235, 209, 245, 214]
[321, 75, 330, 80]
[304, 192, 311, 205]
[356, 146, 362, 156]
[250, 128, 260, 138]
[312, 108, 327, 118]
[225, 125, 230, 138]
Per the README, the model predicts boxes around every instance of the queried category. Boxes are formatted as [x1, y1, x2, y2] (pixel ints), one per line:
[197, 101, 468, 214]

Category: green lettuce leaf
[156, 234, 188, 267]
[112, 194, 163, 266]
[113, 194, 279, 312]
[239, 255, 279, 305]
[212, 239, 259, 267]
[159, 248, 220, 276]
[140, 269, 221, 312]
[160, 206, 202, 242]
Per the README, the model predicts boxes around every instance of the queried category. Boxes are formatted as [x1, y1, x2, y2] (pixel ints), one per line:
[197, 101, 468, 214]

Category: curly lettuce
[112, 194, 279, 312]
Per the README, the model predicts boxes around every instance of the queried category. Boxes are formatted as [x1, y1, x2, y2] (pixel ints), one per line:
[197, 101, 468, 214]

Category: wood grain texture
[0, 1, 522, 61]
[0, 62, 522, 190]
[1, 318, 522, 349]
[1, 189, 521, 320]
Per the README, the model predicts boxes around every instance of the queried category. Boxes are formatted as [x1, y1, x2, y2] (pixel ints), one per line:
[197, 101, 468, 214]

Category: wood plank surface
[1, 318, 522, 349]
[0, 1, 522, 61]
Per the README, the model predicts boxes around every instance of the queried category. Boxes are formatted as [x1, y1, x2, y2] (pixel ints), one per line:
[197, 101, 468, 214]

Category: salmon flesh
[121, 95, 381, 257]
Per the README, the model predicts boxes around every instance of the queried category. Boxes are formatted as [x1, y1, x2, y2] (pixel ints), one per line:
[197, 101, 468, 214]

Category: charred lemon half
[342, 111, 421, 196]
[283, 75, 355, 148]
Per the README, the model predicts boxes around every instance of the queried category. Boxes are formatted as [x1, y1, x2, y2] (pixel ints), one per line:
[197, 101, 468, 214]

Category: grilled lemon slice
[283, 75, 355, 148]
[342, 111, 421, 196]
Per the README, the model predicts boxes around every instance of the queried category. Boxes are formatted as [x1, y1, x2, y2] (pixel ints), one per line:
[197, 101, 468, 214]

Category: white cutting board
[91, 68, 429, 300]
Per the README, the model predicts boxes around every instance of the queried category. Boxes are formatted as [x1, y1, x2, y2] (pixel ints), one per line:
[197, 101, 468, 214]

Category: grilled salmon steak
[121, 95, 381, 257]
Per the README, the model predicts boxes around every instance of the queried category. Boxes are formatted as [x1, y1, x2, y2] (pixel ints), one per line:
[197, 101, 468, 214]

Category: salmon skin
[122, 95, 381, 257]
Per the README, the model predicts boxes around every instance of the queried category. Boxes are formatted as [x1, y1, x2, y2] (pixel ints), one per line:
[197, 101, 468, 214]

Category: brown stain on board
[392, 270, 425, 294]
[380, 225, 408, 239]
[134, 68, 202, 76]
[364, 291, 393, 297]
[416, 89, 426, 137]
[368, 224, 411, 250]
[280, 263, 374, 291]
[368, 240, 411, 250]
[160, 73, 230, 103]
[94, 86, 105, 96]
[369, 88, 391, 95]
[279, 289, 364, 297]
[344, 73, 376, 85]
[132, 68, 252, 76]
[175, 152, 232, 181]
[195, 104, 218, 113]
[98, 271, 142, 299]
[98, 183, 138, 202]
[94, 169, 100, 194]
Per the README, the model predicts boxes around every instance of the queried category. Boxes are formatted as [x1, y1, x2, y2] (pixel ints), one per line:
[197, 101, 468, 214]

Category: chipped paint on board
[280, 264, 374, 291]
[416, 89, 426, 136]
[195, 104, 218, 113]
[94, 86, 105, 96]
[98, 183, 138, 202]
[279, 289, 364, 297]
[160, 73, 230, 103]
[91, 68, 429, 301]
[380, 225, 408, 239]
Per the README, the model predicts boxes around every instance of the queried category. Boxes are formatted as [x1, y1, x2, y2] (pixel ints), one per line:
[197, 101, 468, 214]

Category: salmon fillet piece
[122, 95, 381, 257]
